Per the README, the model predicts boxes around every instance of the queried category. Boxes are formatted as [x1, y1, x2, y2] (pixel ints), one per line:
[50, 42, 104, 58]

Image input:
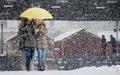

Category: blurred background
[0, 0, 120, 71]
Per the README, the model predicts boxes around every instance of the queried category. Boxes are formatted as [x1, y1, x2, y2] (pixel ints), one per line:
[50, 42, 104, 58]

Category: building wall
[54, 30, 103, 56]
[0, 20, 118, 40]
[45, 21, 118, 38]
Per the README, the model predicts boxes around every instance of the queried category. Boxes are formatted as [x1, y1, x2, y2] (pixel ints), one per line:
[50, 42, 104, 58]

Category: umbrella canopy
[20, 7, 53, 19]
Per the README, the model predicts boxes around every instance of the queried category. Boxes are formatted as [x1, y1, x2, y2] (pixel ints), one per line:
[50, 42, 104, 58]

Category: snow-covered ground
[0, 65, 120, 75]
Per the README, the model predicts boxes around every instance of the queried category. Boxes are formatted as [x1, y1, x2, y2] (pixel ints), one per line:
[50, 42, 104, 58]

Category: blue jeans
[36, 48, 47, 66]
[25, 47, 35, 65]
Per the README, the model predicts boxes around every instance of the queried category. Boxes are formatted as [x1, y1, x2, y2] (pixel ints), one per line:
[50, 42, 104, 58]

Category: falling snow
[0, 1, 120, 75]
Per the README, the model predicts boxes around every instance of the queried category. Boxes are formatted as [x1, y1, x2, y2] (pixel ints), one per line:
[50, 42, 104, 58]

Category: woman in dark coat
[110, 34, 117, 55]
[101, 35, 107, 56]
[17, 18, 36, 71]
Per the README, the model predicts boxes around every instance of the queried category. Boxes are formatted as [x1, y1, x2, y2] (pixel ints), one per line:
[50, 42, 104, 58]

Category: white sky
[0, 65, 120, 75]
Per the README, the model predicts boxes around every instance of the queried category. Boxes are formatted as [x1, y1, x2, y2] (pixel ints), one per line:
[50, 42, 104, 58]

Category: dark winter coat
[101, 37, 107, 50]
[17, 22, 36, 48]
[110, 37, 117, 47]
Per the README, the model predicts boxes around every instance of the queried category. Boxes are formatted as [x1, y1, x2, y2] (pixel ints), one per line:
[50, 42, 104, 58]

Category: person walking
[17, 18, 28, 51]
[110, 34, 117, 55]
[35, 22, 48, 71]
[17, 18, 36, 71]
[101, 35, 107, 56]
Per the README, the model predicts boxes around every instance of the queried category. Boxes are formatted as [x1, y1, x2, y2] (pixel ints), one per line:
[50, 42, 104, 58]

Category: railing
[56, 55, 120, 70]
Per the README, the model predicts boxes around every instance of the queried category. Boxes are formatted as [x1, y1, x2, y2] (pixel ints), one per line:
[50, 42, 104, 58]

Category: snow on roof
[4, 34, 17, 42]
[54, 28, 83, 41]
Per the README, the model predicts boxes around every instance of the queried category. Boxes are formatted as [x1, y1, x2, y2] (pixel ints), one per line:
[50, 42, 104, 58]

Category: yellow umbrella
[20, 7, 53, 19]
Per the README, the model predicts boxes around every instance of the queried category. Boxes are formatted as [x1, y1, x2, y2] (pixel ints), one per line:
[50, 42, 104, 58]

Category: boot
[37, 65, 45, 71]
[42, 64, 45, 71]
[25, 64, 30, 71]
